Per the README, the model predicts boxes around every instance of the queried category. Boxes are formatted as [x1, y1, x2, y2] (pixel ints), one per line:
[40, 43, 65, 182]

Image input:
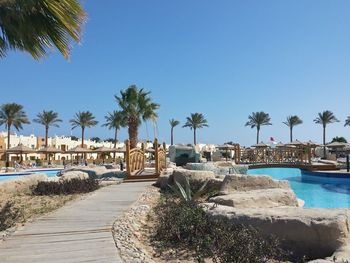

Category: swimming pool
[0, 169, 62, 181]
[248, 168, 350, 208]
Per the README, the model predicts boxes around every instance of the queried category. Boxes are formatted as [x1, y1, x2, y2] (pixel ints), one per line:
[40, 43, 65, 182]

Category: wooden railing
[241, 146, 312, 165]
[154, 139, 166, 175]
[125, 140, 145, 175]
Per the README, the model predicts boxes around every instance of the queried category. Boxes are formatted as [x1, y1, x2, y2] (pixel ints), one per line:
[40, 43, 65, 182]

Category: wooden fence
[125, 140, 145, 176]
[154, 139, 166, 175]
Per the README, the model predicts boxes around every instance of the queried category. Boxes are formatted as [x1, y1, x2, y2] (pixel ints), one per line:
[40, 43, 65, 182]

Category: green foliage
[90, 137, 101, 143]
[245, 111, 272, 129]
[169, 177, 208, 202]
[33, 110, 62, 128]
[70, 136, 79, 141]
[183, 113, 209, 130]
[283, 115, 303, 128]
[0, 0, 86, 59]
[70, 111, 98, 130]
[0, 103, 30, 131]
[314, 110, 339, 127]
[345, 117, 350, 127]
[331, 136, 348, 143]
[0, 201, 23, 231]
[102, 110, 126, 131]
[152, 197, 283, 263]
[169, 118, 180, 128]
[32, 178, 99, 195]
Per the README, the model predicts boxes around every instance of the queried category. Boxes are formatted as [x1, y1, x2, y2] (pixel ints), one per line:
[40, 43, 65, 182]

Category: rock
[204, 204, 350, 260]
[0, 174, 48, 195]
[210, 188, 298, 208]
[65, 166, 126, 179]
[155, 174, 171, 190]
[60, 171, 89, 181]
[170, 169, 216, 186]
[220, 174, 289, 194]
[185, 162, 248, 176]
[297, 198, 305, 207]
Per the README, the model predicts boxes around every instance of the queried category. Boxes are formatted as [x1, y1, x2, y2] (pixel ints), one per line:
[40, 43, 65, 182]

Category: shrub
[0, 201, 23, 231]
[32, 178, 99, 195]
[152, 196, 284, 263]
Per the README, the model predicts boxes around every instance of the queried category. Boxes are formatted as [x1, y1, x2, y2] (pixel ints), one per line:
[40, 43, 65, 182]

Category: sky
[1, 0, 350, 146]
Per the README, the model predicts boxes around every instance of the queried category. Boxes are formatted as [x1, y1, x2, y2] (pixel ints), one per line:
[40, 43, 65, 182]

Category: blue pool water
[248, 168, 350, 208]
[0, 169, 61, 182]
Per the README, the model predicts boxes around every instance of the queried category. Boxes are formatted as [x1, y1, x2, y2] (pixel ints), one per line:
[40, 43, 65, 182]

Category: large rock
[204, 204, 350, 260]
[0, 174, 48, 195]
[220, 174, 289, 194]
[210, 188, 298, 208]
[185, 162, 248, 176]
[170, 169, 216, 186]
[66, 166, 125, 179]
[60, 171, 89, 181]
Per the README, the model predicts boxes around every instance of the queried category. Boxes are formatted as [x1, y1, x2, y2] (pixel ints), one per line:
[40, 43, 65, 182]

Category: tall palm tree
[102, 110, 126, 160]
[33, 110, 62, 148]
[69, 111, 98, 148]
[245, 112, 272, 144]
[183, 113, 208, 145]
[283, 115, 303, 142]
[345, 116, 350, 128]
[115, 85, 159, 149]
[314, 110, 339, 158]
[0, 0, 86, 59]
[169, 119, 180, 145]
[0, 103, 30, 166]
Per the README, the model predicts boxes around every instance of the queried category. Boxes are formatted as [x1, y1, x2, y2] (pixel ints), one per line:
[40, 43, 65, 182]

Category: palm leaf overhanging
[0, 0, 86, 59]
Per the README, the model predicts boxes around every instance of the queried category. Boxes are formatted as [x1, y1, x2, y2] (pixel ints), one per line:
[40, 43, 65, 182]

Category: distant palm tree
[245, 112, 272, 144]
[0, 0, 86, 59]
[345, 116, 350, 128]
[115, 85, 159, 149]
[283, 115, 303, 142]
[102, 111, 126, 160]
[70, 111, 98, 148]
[314, 110, 339, 158]
[183, 113, 208, 145]
[169, 119, 180, 145]
[0, 103, 30, 166]
[33, 110, 62, 148]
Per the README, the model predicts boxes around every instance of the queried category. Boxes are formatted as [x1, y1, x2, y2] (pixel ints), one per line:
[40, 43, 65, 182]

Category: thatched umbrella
[37, 146, 62, 163]
[326, 142, 347, 148]
[6, 144, 36, 163]
[65, 146, 93, 163]
[251, 142, 269, 148]
[286, 140, 306, 146]
[275, 142, 285, 148]
[216, 144, 237, 161]
[93, 147, 117, 162]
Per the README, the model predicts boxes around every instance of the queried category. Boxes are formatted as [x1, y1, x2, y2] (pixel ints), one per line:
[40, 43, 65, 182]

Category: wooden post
[154, 138, 159, 175]
[141, 142, 145, 170]
[125, 140, 131, 176]
[163, 142, 167, 170]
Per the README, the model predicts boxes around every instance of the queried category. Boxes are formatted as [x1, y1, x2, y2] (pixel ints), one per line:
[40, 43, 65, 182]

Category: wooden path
[0, 182, 152, 263]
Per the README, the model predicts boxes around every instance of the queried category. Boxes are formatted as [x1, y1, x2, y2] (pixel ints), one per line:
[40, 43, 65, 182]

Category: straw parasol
[251, 142, 269, 148]
[93, 146, 118, 153]
[326, 142, 348, 148]
[6, 144, 36, 162]
[65, 146, 94, 153]
[275, 142, 285, 148]
[216, 144, 237, 161]
[286, 140, 306, 147]
[37, 146, 62, 163]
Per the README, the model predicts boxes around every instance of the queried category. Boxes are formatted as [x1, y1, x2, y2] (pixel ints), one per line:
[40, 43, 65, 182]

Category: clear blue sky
[1, 0, 350, 146]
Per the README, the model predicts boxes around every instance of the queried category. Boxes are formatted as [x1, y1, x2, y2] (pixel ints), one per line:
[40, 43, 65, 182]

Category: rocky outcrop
[171, 169, 216, 186]
[204, 204, 350, 260]
[185, 162, 248, 176]
[65, 166, 126, 179]
[209, 188, 298, 208]
[0, 174, 48, 195]
[59, 171, 89, 181]
[220, 173, 289, 194]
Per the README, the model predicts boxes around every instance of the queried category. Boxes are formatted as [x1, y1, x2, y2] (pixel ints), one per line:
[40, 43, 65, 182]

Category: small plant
[32, 178, 99, 195]
[169, 177, 208, 202]
[0, 201, 23, 231]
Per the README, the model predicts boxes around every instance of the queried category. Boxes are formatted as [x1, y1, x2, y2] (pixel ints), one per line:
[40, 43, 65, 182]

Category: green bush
[152, 197, 284, 263]
[32, 178, 99, 195]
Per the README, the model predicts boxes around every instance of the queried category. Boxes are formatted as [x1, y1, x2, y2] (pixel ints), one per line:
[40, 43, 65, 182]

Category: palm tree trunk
[113, 128, 118, 161]
[323, 126, 326, 158]
[6, 125, 10, 168]
[171, 127, 174, 145]
[256, 127, 260, 144]
[194, 128, 197, 145]
[128, 118, 138, 149]
[290, 127, 293, 142]
[45, 126, 49, 160]
[81, 127, 85, 160]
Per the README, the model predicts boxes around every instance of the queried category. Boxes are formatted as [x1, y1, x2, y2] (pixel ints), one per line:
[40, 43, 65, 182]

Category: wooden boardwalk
[0, 182, 151, 263]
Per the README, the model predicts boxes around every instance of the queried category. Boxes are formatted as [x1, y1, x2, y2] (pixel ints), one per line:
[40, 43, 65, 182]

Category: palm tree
[102, 111, 126, 160]
[345, 117, 350, 128]
[283, 115, 303, 142]
[183, 113, 208, 145]
[115, 85, 159, 149]
[69, 111, 98, 148]
[245, 112, 272, 144]
[33, 110, 62, 148]
[0, 0, 86, 59]
[169, 119, 180, 145]
[0, 103, 30, 166]
[314, 110, 339, 158]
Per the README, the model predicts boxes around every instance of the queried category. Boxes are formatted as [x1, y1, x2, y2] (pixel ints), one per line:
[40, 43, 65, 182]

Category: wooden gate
[125, 140, 145, 176]
[154, 139, 166, 175]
